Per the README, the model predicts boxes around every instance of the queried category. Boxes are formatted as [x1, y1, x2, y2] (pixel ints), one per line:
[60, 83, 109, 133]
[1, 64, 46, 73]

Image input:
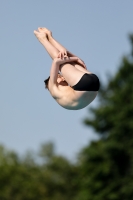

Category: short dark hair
[44, 76, 50, 89]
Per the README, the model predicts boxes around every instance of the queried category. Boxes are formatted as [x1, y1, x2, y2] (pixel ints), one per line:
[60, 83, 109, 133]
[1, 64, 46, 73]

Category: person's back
[55, 87, 98, 110]
[48, 62, 98, 110]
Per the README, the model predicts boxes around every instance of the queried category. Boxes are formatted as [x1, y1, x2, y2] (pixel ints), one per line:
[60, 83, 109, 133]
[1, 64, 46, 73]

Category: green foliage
[84, 56, 133, 138]
[0, 144, 79, 200]
[78, 34, 133, 200]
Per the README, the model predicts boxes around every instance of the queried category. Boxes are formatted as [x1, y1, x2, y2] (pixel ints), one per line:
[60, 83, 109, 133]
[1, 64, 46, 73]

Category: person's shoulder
[49, 84, 62, 99]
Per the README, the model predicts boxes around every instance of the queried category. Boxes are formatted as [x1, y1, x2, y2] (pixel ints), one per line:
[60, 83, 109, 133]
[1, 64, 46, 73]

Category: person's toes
[34, 30, 37, 34]
[38, 27, 42, 32]
[38, 27, 46, 32]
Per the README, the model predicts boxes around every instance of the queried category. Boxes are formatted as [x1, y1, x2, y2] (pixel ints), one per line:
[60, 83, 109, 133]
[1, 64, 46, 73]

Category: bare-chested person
[34, 27, 100, 110]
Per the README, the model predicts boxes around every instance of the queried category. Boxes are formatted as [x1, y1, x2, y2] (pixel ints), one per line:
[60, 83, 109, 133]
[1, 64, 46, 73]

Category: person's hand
[76, 58, 87, 69]
[54, 52, 87, 70]
[58, 51, 87, 69]
[58, 48, 67, 59]
[53, 53, 78, 65]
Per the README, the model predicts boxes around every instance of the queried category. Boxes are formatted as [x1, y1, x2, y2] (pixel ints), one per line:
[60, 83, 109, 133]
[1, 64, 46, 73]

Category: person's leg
[38, 27, 92, 74]
[72, 63, 92, 74]
[34, 30, 59, 60]
[34, 29, 87, 86]
[38, 27, 67, 54]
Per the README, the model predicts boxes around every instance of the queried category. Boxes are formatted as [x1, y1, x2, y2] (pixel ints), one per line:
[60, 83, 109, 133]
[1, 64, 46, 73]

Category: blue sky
[0, 1, 133, 160]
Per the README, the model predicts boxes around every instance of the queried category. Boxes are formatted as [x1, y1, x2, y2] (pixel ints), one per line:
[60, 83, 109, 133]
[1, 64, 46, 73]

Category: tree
[0, 143, 79, 200]
[76, 34, 133, 200]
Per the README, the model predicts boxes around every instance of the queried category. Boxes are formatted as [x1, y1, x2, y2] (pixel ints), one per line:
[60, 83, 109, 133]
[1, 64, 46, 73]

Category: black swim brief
[72, 73, 100, 91]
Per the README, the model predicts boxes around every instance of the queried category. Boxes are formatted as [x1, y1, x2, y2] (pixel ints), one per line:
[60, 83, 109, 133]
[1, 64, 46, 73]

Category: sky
[0, 1, 133, 160]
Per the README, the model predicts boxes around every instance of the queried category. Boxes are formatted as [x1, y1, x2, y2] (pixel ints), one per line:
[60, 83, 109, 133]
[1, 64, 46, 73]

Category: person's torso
[54, 85, 98, 110]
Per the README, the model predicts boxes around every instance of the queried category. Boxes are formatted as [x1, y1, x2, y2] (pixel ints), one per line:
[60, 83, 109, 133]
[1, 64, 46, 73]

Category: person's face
[57, 74, 65, 83]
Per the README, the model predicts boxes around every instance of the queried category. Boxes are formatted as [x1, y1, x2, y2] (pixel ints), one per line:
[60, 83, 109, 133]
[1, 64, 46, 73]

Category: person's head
[44, 76, 50, 90]
[44, 74, 66, 90]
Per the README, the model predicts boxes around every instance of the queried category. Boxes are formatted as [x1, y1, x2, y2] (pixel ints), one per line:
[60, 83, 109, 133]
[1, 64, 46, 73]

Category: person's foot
[34, 30, 47, 43]
[38, 27, 52, 40]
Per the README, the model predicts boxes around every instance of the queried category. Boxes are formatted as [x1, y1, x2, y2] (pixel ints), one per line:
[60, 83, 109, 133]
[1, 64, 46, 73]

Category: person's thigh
[74, 62, 92, 74]
[60, 63, 85, 86]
